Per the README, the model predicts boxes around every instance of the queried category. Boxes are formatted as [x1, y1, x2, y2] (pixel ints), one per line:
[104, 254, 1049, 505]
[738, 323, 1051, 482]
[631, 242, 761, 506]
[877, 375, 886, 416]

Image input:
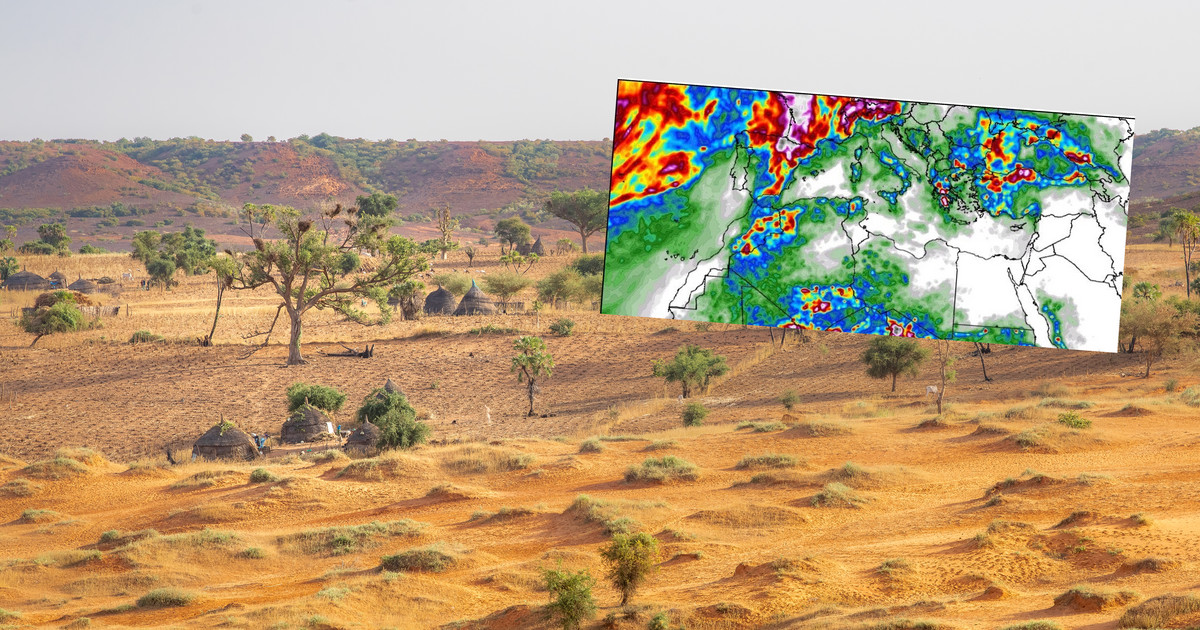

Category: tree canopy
[545, 188, 608, 253]
[861, 337, 929, 392]
[218, 202, 429, 365]
[511, 336, 554, 416]
[652, 344, 729, 398]
[494, 217, 531, 253]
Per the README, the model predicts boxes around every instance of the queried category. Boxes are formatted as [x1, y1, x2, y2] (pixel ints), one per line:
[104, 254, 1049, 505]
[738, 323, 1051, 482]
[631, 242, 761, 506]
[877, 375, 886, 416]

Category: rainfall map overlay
[601, 80, 1134, 352]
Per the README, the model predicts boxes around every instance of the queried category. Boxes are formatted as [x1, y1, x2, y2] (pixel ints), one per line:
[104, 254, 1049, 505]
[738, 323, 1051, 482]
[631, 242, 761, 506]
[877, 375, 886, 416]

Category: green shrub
[780, 390, 800, 410]
[285, 383, 346, 414]
[380, 545, 455, 572]
[643, 440, 677, 451]
[1056, 411, 1091, 429]
[600, 532, 660, 606]
[239, 547, 266, 559]
[570, 254, 605, 276]
[578, 438, 604, 454]
[19, 508, 60, 523]
[549, 318, 575, 336]
[737, 421, 785, 432]
[543, 567, 597, 630]
[279, 520, 426, 556]
[128, 330, 164, 344]
[78, 244, 108, 254]
[1, 478, 38, 496]
[1180, 387, 1200, 407]
[736, 453, 799, 470]
[468, 324, 519, 335]
[249, 468, 279, 483]
[681, 402, 708, 427]
[625, 456, 697, 483]
[811, 482, 866, 508]
[136, 588, 193, 608]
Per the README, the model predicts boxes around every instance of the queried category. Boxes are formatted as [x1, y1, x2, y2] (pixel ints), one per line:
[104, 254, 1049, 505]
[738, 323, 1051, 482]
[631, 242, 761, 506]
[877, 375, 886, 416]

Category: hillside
[1130, 126, 1200, 200]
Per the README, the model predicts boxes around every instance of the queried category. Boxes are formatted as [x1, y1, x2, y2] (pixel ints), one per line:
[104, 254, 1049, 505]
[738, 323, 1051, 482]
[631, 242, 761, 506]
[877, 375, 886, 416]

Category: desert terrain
[0, 243, 1198, 630]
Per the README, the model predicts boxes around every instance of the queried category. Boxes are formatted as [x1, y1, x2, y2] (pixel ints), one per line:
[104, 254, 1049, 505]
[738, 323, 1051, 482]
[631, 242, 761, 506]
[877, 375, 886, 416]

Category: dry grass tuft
[1053, 585, 1139, 611]
[735, 452, 802, 470]
[1118, 593, 1200, 628]
[278, 520, 426, 556]
[439, 444, 534, 474]
[625, 456, 698, 483]
[788, 419, 852, 437]
[811, 482, 866, 508]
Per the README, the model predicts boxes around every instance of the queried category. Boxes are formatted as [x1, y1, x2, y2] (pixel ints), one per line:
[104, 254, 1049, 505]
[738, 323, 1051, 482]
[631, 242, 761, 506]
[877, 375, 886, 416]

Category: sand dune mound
[1053, 585, 1140, 611]
[1109, 404, 1153, 417]
[334, 452, 437, 482]
[687, 504, 808, 528]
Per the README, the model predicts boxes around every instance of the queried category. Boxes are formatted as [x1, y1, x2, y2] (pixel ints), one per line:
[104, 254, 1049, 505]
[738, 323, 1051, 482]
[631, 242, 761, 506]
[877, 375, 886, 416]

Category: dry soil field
[0, 244, 1198, 630]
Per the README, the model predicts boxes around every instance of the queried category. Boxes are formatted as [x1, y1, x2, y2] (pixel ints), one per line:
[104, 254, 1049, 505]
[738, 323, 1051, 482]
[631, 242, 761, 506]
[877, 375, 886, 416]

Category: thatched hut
[67, 277, 100, 294]
[192, 421, 258, 461]
[345, 421, 382, 454]
[280, 405, 333, 444]
[530, 236, 546, 256]
[48, 270, 68, 286]
[453, 281, 495, 316]
[423, 286, 456, 315]
[383, 378, 405, 397]
[1, 270, 50, 291]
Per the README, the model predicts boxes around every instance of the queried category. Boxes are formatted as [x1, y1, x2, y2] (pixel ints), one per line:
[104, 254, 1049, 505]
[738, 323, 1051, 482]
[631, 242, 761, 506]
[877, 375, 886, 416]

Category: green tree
[388, 279, 425, 320]
[36, 223, 70, 252]
[483, 271, 533, 309]
[569, 253, 605, 277]
[222, 202, 429, 365]
[652, 344, 729, 398]
[537, 269, 584, 307]
[432, 272, 472, 297]
[240, 133, 253, 142]
[511, 336, 554, 416]
[542, 567, 597, 630]
[0, 256, 17, 280]
[1172, 209, 1199, 299]
[1132, 282, 1162, 302]
[355, 192, 399, 219]
[18, 293, 85, 346]
[355, 387, 430, 450]
[494, 217, 531, 253]
[0, 238, 12, 254]
[544, 188, 608, 253]
[145, 257, 177, 288]
[1120, 298, 1199, 377]
[599, 532, 660, 606]
[285, 383, 347, 414]
[861, 337, 929, 392]
[1153, 214, 1180, 247]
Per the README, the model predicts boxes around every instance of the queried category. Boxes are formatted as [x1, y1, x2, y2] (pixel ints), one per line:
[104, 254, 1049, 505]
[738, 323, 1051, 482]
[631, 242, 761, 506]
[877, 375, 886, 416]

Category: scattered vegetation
[1056, 411, 1092, 429]
[278, 520, 426, 556]
[791, 419, 852, 437]
[811, 482, 866, 508]
[285, 383, 347, 414]
[625, 456, 698, 483]
[861, 337, 929, 392]
[1054, 585, 1140, 611]
[1119, 594, 1200, 628]
[780, 389, 800, 410]
[128, 329, 164, 344]
[136, 587, 194, 608]
[736, 453, 800, 470]
[549, 317, 575, 336]
[600, 532, 660, 606]
[441, 444, 534, 473]
[248, 468, 280, 483]
[0, 478, 38, 497]
[653, 344, 729, 398]
[681, 402, 708, 427]
[736, 421, 785, 432]
[380, 545, 455, 572]
[578, 437, 604, 454]
[542, 567, 597, 630]
[643, 440, 677, 451]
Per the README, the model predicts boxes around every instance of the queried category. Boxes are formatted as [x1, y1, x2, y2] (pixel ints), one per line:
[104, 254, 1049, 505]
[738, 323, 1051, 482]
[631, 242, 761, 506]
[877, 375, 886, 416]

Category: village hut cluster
[191, 378, 406, 460]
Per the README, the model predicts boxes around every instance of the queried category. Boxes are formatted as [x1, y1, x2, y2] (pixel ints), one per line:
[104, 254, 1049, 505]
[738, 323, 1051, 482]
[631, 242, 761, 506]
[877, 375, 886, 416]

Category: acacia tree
[512, 336, 554, 416]
[495, 217, 531, 254]
[221, 202, 429, 365]
[652, 344, 729, 398]
[1119, 298, 1198, 377]
[545, 188, 608, 253]
[861, 337, 929, 392]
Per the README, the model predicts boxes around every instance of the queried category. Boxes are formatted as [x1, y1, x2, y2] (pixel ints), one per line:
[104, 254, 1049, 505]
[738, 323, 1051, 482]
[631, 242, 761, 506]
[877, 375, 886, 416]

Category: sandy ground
[0, 245, 1198, 629]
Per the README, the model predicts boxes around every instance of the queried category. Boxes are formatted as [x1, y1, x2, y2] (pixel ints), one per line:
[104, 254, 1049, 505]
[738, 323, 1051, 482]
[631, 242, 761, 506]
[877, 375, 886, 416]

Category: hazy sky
[0, 0, 1194, 141]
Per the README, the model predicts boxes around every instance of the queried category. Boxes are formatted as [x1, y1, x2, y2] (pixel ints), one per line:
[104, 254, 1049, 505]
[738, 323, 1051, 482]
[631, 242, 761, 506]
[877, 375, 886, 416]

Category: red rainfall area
[611, 81, 705, 206]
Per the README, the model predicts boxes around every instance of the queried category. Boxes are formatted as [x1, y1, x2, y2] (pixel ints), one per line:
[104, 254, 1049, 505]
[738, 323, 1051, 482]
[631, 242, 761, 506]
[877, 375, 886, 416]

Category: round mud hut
[345, 421, 382, 455]
[1, 270, 50, 292]
[68, 276, 100, 294]
[192, 421, 258, 461]
[423, 286, 456, 316]
[530, 236, 546, 256]
[383, 378, 405, 397]
[48, 270, 68, 286]
[453, 281, 495, 316]
[280, 404, 332, 444]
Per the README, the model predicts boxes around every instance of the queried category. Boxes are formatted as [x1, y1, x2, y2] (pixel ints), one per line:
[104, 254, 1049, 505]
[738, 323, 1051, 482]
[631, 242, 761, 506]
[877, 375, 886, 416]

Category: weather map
[601, 80, 1134, 352]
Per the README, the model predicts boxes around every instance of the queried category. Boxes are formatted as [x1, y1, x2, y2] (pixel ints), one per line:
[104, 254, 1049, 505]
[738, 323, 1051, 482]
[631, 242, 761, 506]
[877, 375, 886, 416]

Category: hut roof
[530, 236, 546, 256]
[1, 270, 50, 291]
[48, 270, 68, 283]
[346, 421, 381, 446]
[280, 405, 331, 443]
[68, 277, 100, 294]
[423, 286, 456, 315]
[453, 281, 495, 316]
[194, 422, 255, 448]
[384, 378, 405, 396]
